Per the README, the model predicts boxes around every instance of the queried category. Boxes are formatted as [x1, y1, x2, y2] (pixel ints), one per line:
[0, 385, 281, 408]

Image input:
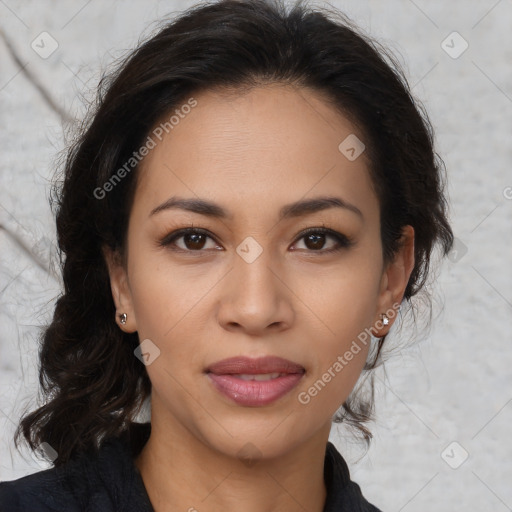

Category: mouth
[205, 356, 306, 407]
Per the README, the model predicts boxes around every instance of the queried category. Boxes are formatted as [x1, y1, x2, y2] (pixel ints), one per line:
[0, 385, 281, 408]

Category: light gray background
[1, 1, 511, 511]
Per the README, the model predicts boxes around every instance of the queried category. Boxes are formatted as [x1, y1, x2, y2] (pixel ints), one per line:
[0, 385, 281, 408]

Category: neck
[134, 410, 331, 512]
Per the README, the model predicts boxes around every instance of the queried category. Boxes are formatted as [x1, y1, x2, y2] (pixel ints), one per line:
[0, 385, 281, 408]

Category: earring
[381, 313, 389, 326]
[119, 313, 127, 325]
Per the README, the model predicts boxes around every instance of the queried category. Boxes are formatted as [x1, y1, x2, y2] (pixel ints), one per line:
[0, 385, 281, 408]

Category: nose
[216, 247, 295, 336]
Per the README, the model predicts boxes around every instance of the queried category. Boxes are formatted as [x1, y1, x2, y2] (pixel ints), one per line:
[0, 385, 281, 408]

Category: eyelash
[158, 225, 354, 255]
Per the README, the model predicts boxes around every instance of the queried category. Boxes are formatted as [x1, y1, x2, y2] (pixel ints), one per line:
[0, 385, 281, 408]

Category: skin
[104, 83, 415, 512]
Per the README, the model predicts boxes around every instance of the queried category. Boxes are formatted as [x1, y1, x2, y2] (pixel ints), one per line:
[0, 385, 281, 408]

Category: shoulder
[0, 424, 153, 512]
[324, 441, 384, 512]
[0, 454, 98, 512]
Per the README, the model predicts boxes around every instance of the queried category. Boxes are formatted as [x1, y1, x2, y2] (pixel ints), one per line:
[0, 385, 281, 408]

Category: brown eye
[181, 232, 208, 250]
[303, 232, 327, 250]
[160, 228, 220, 252]
[293, 227, 353, 253]
[160, 226, 353, 255]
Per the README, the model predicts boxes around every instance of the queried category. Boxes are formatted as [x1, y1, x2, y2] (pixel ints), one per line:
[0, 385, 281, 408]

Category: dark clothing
[0, 422, 383, 511]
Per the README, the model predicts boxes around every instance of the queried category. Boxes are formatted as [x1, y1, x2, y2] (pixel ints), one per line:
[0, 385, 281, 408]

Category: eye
[159, 227, 221, 252]
[159, 226, 353, 254]
[292, 227, 353, 253]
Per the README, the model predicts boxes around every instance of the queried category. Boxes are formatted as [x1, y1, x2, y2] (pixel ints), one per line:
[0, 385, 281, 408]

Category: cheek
[299, 256, 382, 340]
[127, 244, 218, 339]
[299, 292, 373, 416]
[296, 258, 380, 407]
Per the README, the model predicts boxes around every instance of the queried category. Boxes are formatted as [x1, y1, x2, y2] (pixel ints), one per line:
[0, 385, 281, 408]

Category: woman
[0, 0, 453, 510]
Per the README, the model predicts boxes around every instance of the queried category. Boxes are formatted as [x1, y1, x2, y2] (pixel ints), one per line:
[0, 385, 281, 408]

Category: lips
[205, 356, 305, 406]
[206, 356, 305, 376]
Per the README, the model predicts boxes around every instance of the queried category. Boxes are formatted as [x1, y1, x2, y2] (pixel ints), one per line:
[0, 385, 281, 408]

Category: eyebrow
[149, 195, 363, 220]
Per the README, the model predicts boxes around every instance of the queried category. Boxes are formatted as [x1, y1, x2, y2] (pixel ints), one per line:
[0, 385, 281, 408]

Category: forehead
[132, 84, 377, 223]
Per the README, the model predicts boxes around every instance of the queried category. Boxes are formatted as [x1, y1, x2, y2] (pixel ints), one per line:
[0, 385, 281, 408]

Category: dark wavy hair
[14, 0, 454, 467]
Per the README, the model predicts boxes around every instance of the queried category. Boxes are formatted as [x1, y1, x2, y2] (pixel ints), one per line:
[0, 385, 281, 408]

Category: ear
[103, 245, 138, 333]
[372, 225, 415, 336]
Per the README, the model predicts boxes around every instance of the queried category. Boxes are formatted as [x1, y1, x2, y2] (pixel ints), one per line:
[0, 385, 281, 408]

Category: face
[105, 83, 414, 459]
